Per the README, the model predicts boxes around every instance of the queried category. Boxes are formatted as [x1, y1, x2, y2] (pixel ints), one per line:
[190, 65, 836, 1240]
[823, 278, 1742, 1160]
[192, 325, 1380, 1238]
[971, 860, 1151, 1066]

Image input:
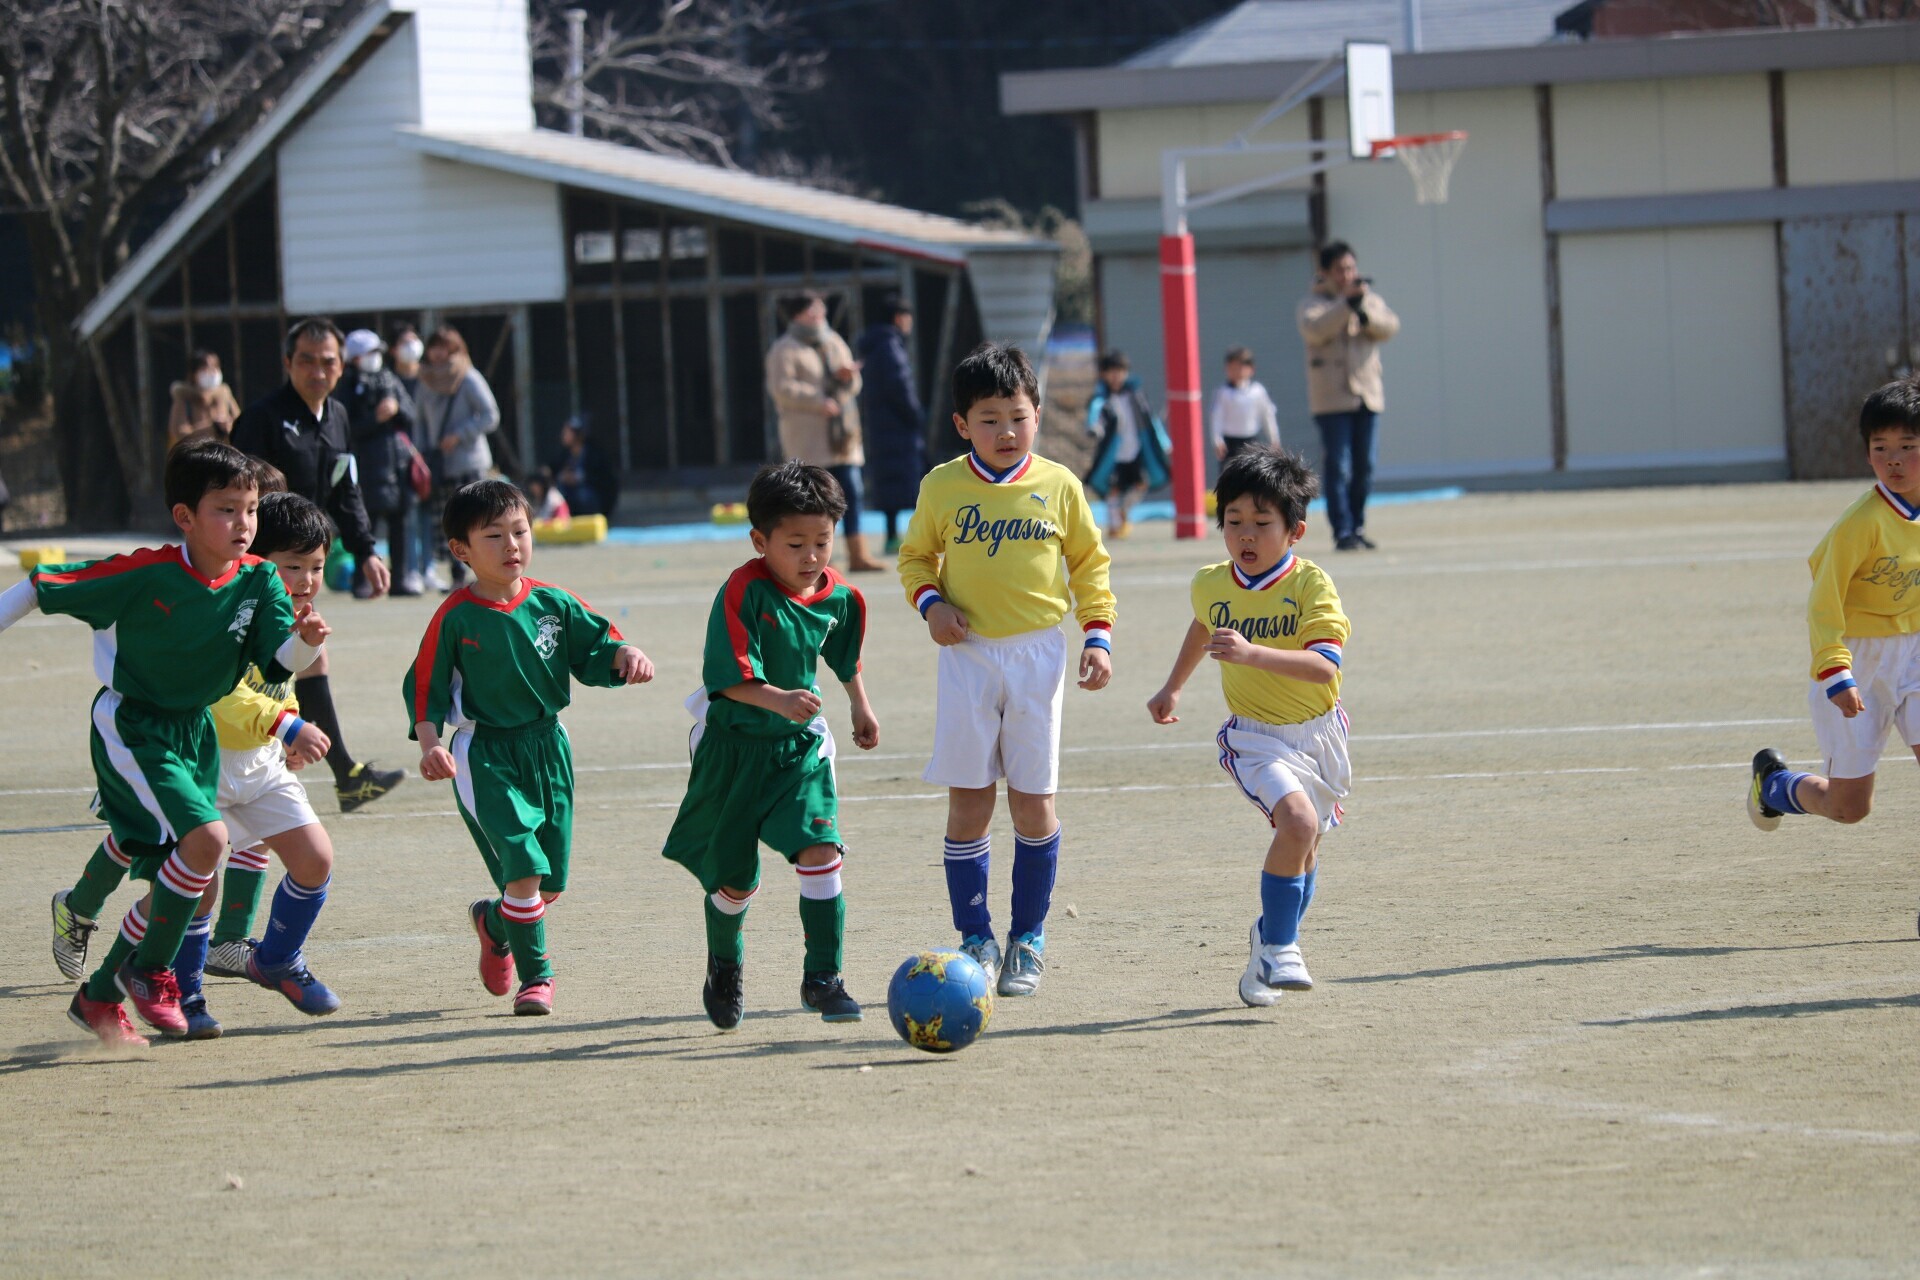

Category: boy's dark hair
[1318, 240, 1355, 271]
[1858, 379, 1920, 444]
[165, 438, 258, 511]
[252, 492, 334, 558]
[953, 342, 1041, 416]
[1214, 445, 1319, 528]
[443, 478, 531, 542]
[1097, 350, 1130, 375]
[747, 460, 847, 533]
[781, 291, 825, 324]
[284, 316, 345, 359]
[256, 461, 289, 495]
[1224, 345, 1254, 365]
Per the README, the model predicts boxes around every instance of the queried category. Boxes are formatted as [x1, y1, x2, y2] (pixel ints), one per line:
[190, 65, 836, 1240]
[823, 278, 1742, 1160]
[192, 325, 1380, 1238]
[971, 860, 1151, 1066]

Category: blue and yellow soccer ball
[886, 950, 993, 1054]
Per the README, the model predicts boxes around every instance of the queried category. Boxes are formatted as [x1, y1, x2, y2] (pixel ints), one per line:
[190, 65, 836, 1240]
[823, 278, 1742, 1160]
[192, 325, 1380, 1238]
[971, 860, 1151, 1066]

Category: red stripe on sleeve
[722, 561, 766, 681]
[411, 591, 468, 726]
[31, 545, 176, 588]
[535, 579, 625, 642]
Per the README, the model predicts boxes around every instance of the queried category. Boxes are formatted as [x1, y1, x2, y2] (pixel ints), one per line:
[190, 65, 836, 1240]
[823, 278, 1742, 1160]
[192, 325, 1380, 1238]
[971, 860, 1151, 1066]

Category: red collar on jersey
[966, 451, 1033, 485]
[1231, 552, 1296, 591]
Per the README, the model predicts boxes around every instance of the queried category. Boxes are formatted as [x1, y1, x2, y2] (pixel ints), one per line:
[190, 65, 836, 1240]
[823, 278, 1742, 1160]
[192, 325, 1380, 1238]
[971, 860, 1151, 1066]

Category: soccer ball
[886, 950, 993, 1054]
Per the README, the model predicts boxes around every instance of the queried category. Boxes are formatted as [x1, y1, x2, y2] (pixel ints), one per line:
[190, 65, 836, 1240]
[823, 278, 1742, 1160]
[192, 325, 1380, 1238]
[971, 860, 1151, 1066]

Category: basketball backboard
[1345, 42, 1395, 160]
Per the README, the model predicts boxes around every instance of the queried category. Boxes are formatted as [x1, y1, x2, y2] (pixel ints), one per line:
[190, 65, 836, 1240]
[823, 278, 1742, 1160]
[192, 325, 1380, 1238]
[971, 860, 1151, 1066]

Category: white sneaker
[424, 565, 450, 592]
[959, 935, 1002, 987]
[400, 571, 426, 596]
[1238, 920, 1313, 1007]
[997, 932, 1046, 997]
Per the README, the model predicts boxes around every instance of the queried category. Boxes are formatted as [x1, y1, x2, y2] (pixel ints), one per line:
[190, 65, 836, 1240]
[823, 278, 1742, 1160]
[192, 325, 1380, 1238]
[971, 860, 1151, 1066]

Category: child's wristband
[914, 586, 944, 618]
[1820, 666, 1857, 700]
[276, 713, 308, 747]
[1082, 621, 1112, 653]
[1305, 639, 1343, 668]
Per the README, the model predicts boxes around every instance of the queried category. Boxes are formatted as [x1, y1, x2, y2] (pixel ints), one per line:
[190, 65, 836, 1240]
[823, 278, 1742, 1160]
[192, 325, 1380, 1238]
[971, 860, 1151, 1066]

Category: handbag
[807, 337, 855, 452]
[397, 432, 433, 501]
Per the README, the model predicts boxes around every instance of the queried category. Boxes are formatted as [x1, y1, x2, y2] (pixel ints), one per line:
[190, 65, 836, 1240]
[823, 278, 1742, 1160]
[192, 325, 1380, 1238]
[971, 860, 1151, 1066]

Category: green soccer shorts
[661, 725, 842, 894]
[87, 690, 222, 847]
[451, 718, 574, 894]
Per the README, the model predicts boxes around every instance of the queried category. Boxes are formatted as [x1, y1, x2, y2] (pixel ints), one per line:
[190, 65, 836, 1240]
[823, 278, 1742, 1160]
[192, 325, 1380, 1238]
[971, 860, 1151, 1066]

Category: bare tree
[0, 0, 361, 522]
[527, 0, 823, 169]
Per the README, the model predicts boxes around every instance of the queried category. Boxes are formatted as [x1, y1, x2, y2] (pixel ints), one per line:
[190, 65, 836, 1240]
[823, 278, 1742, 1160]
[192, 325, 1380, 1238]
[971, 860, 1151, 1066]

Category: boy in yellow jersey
[1148, 447, 1350, 1006]
[1750, 382, 1920, 887]
[898, 342, 1115, 997]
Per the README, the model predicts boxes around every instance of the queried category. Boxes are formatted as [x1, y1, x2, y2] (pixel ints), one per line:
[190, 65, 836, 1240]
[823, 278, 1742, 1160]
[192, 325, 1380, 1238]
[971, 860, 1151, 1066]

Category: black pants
[358, 502, 410, 587]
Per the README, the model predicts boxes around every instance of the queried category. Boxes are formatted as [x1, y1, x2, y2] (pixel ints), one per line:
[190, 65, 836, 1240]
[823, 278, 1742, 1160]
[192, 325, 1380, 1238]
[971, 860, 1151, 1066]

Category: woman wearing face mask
[342, 328, 419, 596]
[167, 350, 242, 443]
[765, 291, 882, 571]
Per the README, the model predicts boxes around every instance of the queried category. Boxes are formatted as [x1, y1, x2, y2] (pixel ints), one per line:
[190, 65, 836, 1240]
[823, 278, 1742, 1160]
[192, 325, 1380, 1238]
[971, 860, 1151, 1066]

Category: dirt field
[2, 481, 1917, 1278]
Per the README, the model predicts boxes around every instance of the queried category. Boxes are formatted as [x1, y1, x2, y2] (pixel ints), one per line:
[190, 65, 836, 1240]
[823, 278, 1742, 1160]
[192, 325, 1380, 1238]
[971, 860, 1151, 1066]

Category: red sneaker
[115, 960, 187, 1037]
[470, 899, 512, 997]
[513, 978, 553, 1016]
[67, 989, 150, 1048]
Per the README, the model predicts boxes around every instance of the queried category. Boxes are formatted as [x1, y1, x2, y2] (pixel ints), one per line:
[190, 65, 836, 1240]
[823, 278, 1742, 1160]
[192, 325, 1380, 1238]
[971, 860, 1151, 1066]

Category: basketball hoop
[1370, 131, 1468, 205]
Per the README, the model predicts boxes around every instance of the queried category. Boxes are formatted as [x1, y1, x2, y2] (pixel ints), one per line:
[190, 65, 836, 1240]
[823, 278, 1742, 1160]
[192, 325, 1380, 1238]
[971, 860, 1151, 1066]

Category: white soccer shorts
[1809, 632, 1920, 778]
[924, 626, 1068, 793]
[217, 743, 319, 850]
[1215, 704, 1351, 833]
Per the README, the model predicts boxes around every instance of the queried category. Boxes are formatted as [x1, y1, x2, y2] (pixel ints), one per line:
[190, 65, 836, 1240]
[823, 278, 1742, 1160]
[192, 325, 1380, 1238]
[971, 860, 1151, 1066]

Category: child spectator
[406, 480, 654, 1016]
[898, 342, 1115, 996]
[661, 461, 879, 1031]
[1749, 380, 1920, 858]
[527, 467, 571, 523]
[1210, 346, 1281, 461]
[1148, 446, 1351, 1005]
[8, 439, 327, 1045]
[1085, 350, 1172, 540]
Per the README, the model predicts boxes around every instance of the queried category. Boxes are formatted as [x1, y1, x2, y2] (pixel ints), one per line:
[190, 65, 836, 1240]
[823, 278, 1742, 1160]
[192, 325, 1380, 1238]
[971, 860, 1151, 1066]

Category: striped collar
[1875, 483, 1920, 521]
[966, 451, 1033, 485]
[1231, 552, 1296, 591]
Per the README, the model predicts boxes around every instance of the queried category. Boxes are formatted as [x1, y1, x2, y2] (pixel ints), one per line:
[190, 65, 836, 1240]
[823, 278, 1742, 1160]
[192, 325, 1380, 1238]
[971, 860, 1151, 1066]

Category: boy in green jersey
[662, 461, 880, 1031]
[0, 440, 328, 1046]
[406, 480, 654, 1016]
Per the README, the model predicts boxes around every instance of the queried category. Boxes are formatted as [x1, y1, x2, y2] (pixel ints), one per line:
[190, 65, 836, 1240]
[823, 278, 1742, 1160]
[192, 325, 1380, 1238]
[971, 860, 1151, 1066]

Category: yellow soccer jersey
[213, 664, 303, 752]
[1192, 553, 1349, 725]
[1806, 483, 1920, 692]
[898, 451, 1116, 643]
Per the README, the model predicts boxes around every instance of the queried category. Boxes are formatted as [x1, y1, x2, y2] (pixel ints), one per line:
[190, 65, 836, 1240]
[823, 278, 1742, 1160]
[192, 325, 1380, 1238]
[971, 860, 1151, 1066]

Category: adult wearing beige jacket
[1297, 240, 1399, 551]
[765, 291, 882, 570]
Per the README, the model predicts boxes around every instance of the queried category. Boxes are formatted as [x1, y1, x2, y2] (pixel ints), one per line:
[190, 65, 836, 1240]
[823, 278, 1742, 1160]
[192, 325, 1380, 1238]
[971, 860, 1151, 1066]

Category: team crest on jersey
[534, 614, 563, 658]
[227, 600, 257, 639]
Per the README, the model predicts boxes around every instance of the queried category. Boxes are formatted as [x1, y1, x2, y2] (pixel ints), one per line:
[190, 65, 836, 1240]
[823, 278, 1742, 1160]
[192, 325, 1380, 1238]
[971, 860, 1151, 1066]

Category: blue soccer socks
[253, 874, 329, 968]
[944, 836, 992, 940]
[1760, 768, 1811, 816]
[1302, 864, 1318, 916]
[174, 913, 213, 999]
[1259, 872, 1309, 948]
[1010, 827, 1061, 940]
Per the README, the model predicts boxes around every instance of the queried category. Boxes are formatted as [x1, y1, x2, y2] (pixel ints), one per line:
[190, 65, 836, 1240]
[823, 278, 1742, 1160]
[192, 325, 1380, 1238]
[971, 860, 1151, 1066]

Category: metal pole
[1403, 0, 1422, 52]
[565, 9, 586, 136]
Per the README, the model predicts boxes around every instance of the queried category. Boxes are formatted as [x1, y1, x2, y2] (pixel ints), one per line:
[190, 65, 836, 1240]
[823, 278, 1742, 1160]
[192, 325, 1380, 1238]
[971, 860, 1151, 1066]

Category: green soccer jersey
[405, 579, 627, 735]
[30, 546, 301, 713]
[701, 560, 865, 739]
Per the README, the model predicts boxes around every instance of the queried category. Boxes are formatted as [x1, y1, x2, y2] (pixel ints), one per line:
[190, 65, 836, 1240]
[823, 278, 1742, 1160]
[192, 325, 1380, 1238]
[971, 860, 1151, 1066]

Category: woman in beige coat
[1297, 240, 1399, 551]
[765, 291, 882, 571]
[167, 349, 242, 443]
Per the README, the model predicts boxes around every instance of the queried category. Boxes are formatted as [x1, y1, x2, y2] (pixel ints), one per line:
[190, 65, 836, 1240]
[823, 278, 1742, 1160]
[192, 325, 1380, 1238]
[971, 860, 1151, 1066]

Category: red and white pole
[1158, 231, 1206, 539]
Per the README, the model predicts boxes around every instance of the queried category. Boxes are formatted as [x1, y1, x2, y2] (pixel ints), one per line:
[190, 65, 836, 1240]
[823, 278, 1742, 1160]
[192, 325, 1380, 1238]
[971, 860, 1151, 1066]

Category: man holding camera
[1297, 240, 1400, 551]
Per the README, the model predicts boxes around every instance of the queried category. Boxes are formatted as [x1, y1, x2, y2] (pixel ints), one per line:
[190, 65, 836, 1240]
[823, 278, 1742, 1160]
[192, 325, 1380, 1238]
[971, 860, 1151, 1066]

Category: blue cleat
[959, 934, 1002, 987]
[246, 950, 341, 1016]
[180, 993, 222, 1040]
[998, 932, 1046, 998]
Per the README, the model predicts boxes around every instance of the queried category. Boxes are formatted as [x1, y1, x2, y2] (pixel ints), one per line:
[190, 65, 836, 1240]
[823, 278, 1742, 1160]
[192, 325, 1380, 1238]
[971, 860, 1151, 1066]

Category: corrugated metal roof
[396, 128, 1050, 265]
[1125, 0, 1570, 67]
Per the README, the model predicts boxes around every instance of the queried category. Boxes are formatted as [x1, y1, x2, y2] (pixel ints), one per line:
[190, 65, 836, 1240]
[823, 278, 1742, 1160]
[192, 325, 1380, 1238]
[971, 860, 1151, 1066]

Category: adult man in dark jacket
[854, 293, 925, 553]
[231, 316, 405, 812]
[341, 328, 418, 597]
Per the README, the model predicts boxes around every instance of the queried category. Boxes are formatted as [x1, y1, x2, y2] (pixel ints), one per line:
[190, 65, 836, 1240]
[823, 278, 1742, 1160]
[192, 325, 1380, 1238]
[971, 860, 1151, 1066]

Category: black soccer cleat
[1748, 748, 1789, 832]
[800, 971, 863, 1023]
[703, 954, 744, 1032]
[336, 762, 406, 813]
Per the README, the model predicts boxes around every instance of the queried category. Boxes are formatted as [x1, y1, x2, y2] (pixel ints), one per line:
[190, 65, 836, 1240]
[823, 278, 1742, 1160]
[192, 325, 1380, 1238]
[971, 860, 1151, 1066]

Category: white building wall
[1785, 65, 1920, 185]
[411, 0, 536, 131]
[1096, 101, 1315, 201]
[1322, 87, 1555, 479]
[1553, 75, 1773, 198]
[1559, 226, 1784, 470]
[278, 9, 564, 313]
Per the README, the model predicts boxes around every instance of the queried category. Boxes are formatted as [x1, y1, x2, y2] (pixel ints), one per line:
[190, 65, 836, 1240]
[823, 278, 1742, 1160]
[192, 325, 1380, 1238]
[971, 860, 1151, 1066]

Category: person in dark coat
[1084, 350, 1173, 540]
[231, 316, 406, 811]
[551, 417, 620, 518]
[854, 293, 926, 552]
[341, 329, 418, 597]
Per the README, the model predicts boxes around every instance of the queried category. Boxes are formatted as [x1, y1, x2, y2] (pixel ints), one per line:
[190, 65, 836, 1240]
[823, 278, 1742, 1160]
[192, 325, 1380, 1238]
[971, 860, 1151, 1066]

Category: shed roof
[394, 128, 1048, 266]
[1125, 0, 1568, 67]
